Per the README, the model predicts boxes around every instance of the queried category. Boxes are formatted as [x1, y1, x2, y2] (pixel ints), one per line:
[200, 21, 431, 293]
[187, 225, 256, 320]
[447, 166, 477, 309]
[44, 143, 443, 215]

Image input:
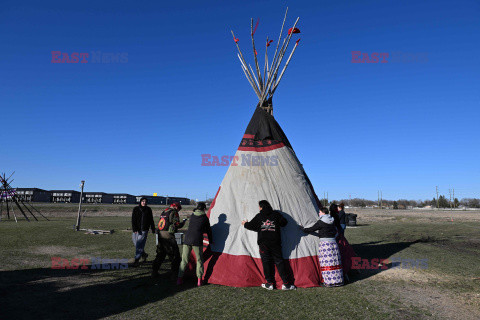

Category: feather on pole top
[288, 27, 301, 34]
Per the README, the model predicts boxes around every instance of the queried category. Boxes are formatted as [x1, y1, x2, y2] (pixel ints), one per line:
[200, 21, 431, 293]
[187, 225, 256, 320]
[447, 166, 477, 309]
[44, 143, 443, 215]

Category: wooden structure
[0, 172, 49, 222]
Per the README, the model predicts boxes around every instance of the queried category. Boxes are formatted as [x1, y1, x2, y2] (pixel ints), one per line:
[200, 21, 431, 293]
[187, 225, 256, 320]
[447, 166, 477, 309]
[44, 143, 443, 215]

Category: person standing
[152, 202, 186, 278]
[131, 197, 155, 267]
[242, 200, 296, 290]
[338, 203, 347, 231]
[177, 202, 213, 286]
[300, 207, 344, 287]
[329, 203, 344, 235]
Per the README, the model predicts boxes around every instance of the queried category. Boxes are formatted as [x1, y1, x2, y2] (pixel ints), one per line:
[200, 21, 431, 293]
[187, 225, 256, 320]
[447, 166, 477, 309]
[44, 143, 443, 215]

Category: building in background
[136, 195, 166, 205]
[14, 188, 51, 202]
[168, 197, 190, 205]
[83, 192, 114, 204]
[112, 193, 136, 204]
[134, 196, 189, 205]
[10, 187, 190, 205]
[50, 190, 81, 203]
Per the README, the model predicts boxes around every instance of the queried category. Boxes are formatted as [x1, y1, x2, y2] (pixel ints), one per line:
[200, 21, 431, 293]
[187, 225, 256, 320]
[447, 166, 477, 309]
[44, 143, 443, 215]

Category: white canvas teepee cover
[204, 106, 325, 288]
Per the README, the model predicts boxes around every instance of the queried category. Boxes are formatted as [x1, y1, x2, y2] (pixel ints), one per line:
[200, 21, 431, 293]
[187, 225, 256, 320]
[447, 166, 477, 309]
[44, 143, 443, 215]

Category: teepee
[204, 9, 326, 288]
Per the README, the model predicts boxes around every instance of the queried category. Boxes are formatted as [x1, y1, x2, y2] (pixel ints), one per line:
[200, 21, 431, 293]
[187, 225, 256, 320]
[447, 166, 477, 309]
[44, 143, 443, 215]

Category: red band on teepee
[238, 142, 285, 152]
[243, 134, 255, 139]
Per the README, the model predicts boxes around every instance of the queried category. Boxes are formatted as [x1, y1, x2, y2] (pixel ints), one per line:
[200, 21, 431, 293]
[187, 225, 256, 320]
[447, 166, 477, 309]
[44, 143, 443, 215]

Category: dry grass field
[1, 205, 479, 319]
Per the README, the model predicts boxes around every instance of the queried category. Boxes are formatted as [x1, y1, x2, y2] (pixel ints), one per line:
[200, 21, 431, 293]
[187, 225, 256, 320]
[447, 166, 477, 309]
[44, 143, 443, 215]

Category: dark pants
[259, 243, 289, 285]
[152, 235, 180, 276]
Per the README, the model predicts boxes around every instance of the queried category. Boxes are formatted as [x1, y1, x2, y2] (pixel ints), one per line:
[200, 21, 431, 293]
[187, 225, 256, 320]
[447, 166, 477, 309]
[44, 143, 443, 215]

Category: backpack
[158, 208, 172, 231]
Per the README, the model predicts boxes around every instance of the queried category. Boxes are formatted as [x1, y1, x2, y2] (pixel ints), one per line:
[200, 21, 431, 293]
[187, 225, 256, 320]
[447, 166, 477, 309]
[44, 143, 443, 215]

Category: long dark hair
[259, 200, 273, 212]
[329, 203, 338, 215]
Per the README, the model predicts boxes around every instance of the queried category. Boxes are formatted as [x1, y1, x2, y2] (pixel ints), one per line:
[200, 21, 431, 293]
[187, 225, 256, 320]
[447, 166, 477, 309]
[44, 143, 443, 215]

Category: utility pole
[449, 188, 452, 210]
[453, 188, 455, 208]
[381, 190, 383, 209]
[75, 180, 85, 231]
[436, 186, 439, 209]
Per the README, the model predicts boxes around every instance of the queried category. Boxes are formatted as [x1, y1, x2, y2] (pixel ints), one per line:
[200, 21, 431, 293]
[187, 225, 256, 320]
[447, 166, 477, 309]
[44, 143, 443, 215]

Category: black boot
[132, 259, 140, 267]
[141, 252, 148, 262]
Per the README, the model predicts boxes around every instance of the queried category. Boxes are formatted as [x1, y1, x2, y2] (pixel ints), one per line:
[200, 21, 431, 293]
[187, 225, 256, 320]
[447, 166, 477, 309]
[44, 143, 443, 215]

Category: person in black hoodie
[131, 197, 155, 267]
[300, 207, 344, 287]
[242, 200, 296, 290]
[177, 202, 213, 287]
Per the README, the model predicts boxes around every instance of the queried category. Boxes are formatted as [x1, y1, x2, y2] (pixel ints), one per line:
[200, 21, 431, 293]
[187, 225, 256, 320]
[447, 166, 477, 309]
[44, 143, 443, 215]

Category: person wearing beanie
[177, 202, 213, 286]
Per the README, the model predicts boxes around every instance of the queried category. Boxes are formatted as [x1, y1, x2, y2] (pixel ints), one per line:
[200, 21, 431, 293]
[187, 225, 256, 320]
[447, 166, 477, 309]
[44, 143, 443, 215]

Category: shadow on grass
[0, 263, 195, 319]
[348, 240, 422, 283]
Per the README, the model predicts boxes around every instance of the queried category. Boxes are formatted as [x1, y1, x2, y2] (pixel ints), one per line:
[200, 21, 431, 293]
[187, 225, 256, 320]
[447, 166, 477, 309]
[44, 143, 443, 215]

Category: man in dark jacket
[177, 202, 212, 286]
[152, 202, 186, 278]
[242, 200, 296, 290]
[131, 197, 155, 267]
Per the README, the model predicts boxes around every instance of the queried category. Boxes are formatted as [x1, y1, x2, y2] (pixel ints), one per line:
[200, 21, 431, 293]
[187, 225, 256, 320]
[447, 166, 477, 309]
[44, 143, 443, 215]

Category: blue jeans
[132, 231, 148, 260]
[340, 224, 346, 231]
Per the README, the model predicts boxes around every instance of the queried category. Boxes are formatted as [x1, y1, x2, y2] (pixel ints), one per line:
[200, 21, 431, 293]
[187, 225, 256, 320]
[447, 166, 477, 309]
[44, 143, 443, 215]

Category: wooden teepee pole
[251, 18, 263, 91]
[231, 8, 300, 107]
[271, 40, 300, 94]
[238, 55, 262, 98]
[267, 17, 300, 96]
[232, 30, 261, 96]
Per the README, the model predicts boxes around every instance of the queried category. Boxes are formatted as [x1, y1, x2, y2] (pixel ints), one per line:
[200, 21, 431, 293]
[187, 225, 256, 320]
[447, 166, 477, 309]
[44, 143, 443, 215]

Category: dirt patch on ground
[31, 245, 83, 257]
[387, 283, 479, 320]
[372, 266, 452, 284]
[369, 268, 480, 320]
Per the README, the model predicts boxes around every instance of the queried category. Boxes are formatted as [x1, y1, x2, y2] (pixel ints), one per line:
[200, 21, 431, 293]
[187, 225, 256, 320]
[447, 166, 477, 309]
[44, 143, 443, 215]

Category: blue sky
[1, 0, 479, 201]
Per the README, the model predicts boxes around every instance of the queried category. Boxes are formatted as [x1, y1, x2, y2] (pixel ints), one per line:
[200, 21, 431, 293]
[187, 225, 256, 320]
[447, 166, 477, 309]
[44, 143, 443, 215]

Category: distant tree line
[323, 197, 480, 209]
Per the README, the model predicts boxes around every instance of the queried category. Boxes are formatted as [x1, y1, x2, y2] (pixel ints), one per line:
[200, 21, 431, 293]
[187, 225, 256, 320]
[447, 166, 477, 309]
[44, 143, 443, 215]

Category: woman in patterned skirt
[300, 207, 344, 287]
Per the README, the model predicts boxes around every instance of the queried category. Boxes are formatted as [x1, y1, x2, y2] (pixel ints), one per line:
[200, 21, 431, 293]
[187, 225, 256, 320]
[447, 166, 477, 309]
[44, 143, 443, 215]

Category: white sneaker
[261, 283, 274, 290]
[282, 284, 297, 290]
